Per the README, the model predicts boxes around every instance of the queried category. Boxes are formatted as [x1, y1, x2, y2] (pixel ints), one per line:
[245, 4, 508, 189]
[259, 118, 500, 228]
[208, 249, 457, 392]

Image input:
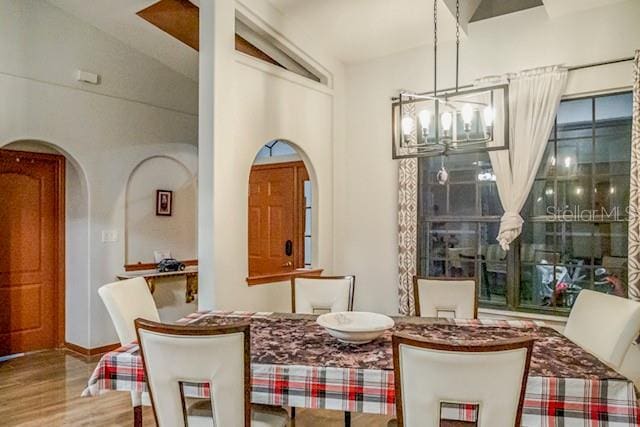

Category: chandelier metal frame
[391, 0, 510, 160]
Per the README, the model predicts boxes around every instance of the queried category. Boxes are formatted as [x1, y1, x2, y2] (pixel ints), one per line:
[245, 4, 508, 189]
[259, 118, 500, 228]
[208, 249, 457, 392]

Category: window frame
[416, 90, 633, 316]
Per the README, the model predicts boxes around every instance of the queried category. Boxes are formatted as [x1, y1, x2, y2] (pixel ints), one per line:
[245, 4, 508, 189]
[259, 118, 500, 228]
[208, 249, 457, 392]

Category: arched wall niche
[0, 139, 90, 347]
[247, 139, 318, 280]
[125, 155, 197, 265]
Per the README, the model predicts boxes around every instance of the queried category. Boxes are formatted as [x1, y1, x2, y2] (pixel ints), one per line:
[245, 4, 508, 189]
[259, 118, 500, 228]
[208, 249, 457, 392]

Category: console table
[117, 266, 198, 303]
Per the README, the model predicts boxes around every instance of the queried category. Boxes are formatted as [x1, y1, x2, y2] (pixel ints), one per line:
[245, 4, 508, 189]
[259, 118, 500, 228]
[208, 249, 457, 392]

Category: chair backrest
[413, 277, 477, 319]
[291, 275, 355, 314]
[98, 277, 161, 345]
[135, 319, 251, 427]
[564, 289, 640, 368]
[393, 334, 534, 427]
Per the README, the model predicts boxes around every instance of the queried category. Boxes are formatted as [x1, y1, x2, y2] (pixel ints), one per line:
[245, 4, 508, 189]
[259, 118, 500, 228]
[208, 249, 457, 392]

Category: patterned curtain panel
[629, 50, 640, 302]
[398, 158, 418, 315]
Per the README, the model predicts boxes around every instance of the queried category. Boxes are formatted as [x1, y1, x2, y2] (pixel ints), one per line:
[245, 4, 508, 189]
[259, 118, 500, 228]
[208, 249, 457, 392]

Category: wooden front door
[0, 149, 65, 356]
[248, 161, 308, 278]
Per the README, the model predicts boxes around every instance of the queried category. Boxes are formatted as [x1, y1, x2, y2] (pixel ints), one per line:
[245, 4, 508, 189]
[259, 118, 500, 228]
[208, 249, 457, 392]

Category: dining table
[83, 311, 640, 426]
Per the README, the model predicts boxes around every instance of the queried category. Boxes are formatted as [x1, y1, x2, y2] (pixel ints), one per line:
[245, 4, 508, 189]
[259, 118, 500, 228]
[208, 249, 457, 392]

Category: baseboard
[65, 341, 120, 356]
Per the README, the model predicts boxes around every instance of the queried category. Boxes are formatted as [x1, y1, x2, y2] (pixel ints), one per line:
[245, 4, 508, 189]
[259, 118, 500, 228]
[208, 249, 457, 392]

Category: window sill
[246, 268, 323, 286]
[478, 307, 568, 326]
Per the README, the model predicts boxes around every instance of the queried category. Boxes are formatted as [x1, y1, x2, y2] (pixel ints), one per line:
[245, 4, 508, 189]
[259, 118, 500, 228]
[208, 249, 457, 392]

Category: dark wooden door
[0, 149, 64, 356]
[248, 164, 296, 277]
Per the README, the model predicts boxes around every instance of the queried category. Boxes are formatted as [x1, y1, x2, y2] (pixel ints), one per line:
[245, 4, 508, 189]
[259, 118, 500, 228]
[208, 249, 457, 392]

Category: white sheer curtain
[484, 66, 568, 250]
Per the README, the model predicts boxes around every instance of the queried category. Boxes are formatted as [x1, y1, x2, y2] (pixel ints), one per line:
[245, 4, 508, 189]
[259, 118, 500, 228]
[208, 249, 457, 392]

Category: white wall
[198, 0, 347, 312]
[126, 156, 197, 264]
[0, 0, 199, 347]
[338, 1, 640, 316]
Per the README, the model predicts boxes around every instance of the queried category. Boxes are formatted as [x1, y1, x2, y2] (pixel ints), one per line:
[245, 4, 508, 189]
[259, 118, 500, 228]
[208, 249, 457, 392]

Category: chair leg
[133, 405, 143, 427]
[291, 407, 296, 419]
[344, 411, 351, 427]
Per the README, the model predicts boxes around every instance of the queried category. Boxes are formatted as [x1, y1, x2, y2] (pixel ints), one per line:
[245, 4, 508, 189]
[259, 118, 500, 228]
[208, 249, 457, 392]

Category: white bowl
[316, 311, 395, 344]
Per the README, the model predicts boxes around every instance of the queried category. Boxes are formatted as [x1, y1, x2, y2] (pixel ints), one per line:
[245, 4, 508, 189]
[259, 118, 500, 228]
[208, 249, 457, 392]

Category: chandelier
[392, 0, 510, 159]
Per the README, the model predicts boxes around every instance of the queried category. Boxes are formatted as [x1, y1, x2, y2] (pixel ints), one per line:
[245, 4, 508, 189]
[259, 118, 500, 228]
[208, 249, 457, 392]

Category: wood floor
[0, 349, 393, 426]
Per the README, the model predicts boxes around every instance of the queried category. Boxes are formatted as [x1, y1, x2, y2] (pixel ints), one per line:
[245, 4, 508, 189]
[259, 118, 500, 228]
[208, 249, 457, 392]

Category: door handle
[285, 240, 293, 257]
[281, 261, 293, 268]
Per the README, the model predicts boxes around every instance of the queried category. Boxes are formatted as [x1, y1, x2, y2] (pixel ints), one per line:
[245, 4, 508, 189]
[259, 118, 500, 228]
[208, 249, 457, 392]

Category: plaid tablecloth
[83, 311, 640, 426]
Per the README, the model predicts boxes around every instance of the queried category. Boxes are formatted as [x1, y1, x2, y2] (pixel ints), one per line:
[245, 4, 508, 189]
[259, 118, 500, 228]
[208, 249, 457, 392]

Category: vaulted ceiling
[46, 0, 633, 80]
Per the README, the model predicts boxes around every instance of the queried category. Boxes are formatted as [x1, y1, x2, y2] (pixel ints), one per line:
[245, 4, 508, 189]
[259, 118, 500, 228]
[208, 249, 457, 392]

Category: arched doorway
[125, 155, 198, 320]
[0, 140, 89, 356]
[247, 140, 314, 283]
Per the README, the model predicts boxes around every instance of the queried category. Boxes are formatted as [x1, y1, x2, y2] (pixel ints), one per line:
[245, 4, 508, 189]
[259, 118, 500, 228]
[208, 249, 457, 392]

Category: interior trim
[65, 342, 121, 356]
[124, 259, 198, 272]
[247, 269, 323, 286]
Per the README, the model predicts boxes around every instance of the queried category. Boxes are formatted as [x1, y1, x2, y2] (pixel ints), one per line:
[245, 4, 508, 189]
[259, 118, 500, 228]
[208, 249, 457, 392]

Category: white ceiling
[267, 0, 463, 64]
[46, 0, 632, 79]
[46, 0, 199, 81]
[541, 0, 629, 18]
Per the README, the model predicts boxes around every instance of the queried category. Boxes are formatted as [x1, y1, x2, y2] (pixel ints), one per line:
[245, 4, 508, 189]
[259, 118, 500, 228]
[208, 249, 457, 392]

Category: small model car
[157, 258, 186, 273]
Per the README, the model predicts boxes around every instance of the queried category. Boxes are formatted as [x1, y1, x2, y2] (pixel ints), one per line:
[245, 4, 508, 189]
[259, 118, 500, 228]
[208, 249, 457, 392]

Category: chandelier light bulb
[441, 111, 453, 133]
[462, 104, 473, 125]
[483, 106, 494, 127]
[418, 110, 431, 132]
[401, 116, 414, 140]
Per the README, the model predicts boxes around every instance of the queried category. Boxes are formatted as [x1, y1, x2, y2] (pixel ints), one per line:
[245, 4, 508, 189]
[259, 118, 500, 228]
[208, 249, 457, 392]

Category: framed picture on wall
[156, 190, 173, 216]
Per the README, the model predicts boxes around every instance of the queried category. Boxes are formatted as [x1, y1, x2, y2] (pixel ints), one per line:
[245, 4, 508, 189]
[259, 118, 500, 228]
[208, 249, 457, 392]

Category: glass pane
[520, 222, 556, 264]
[595, 93, 632, 175]
[558, 222, 593, 265]
[304, 236, 312, 266]
[270, 141, 297, 156]
[556, 136, 592, 177]
[428, 222, 477, 277]
[594, 223, 628, 261]
[595, 93, 633, 122]
[304, 180, 312, 207]
[480, 182, 503, 216]
[557, 98, 592, 126]
[445, 152, 480, 172]
[449, 183, 476, 216]
[536, 142, 556, 179]
[304, 208, 311, 236]
[557, 178, 592, 213]
[449, 169, 476, 183]
[595, 125, 631, 176]
[523, 180, 555, 217]
[479, 223, 507, 306]
[594, 176, 629, 217]
[593, 267, 627, 297]
[423, 185, 446, 217]
[519, 264, 576, 310]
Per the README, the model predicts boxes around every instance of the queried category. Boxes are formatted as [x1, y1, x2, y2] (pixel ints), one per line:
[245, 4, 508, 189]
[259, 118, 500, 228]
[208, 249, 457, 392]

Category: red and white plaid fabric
[83, 312, 640, 425]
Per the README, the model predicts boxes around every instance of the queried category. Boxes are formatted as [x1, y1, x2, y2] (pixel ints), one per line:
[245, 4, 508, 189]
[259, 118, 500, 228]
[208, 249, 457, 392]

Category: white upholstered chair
[291, 275, 355, 314]
[391, 334, 534, 427]
[135, 319, 288, 427]
[620, 341, 640, 390]
[98, 277, 160, 414]
[563, 289, 640, 369]
[413, 276, 477, 319]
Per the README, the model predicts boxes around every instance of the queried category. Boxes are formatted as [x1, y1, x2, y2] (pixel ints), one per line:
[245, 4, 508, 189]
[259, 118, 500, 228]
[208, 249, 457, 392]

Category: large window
[417, 92, 633, 315]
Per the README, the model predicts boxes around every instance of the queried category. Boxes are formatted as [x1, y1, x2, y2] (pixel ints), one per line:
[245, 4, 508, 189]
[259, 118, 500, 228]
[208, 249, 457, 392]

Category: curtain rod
[568, 56, 634, 72]
[391, 56, 635, 101]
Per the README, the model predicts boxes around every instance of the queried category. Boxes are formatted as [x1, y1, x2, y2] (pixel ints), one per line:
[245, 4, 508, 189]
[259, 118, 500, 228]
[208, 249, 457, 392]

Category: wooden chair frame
[290, 275, 356, 313]
[134, 318, 252, 427]
[412, 276, 478, 319]
[392, 333, 534, 427]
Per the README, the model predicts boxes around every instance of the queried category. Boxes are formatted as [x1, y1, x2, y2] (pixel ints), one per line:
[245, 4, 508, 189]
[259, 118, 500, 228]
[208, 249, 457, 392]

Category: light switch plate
[101, 230, 118, 242]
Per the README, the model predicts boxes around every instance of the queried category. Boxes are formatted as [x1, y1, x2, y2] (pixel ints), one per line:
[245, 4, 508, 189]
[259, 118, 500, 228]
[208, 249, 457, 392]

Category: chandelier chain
[433, 0, 438, 97]
[455, 0, 460, 92]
